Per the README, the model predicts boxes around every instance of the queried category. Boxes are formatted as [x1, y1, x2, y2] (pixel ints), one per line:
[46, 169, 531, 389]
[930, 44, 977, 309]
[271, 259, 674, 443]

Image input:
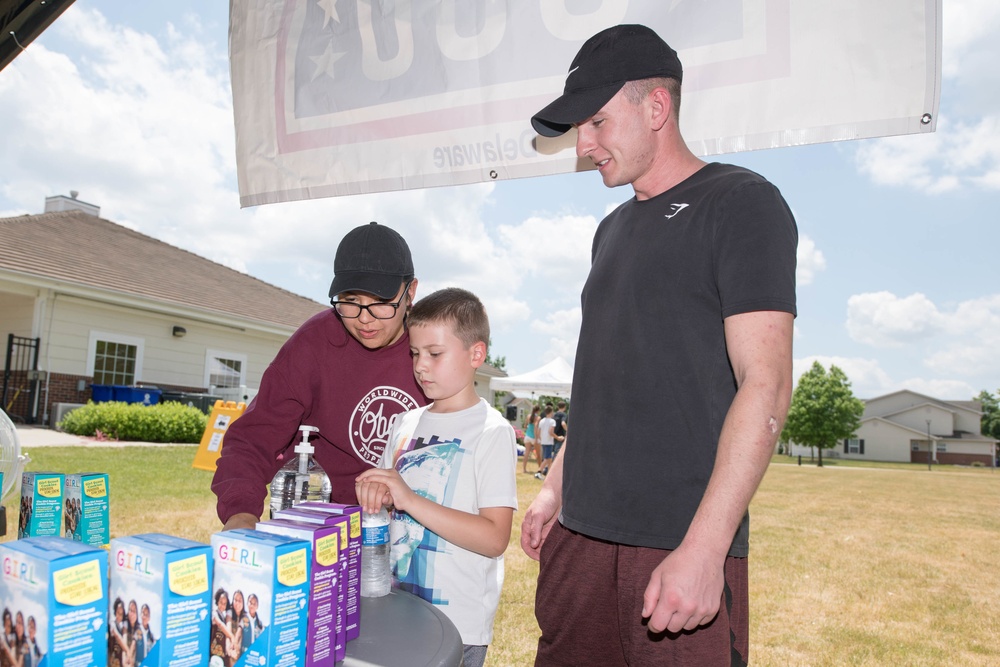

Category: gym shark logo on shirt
[664, 203, 689, 219]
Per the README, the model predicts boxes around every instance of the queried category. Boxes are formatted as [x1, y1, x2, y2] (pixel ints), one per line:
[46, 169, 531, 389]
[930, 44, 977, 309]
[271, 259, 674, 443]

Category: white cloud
[796, 234, 825, 286]
[854, 131, 960, 194]
[854, 1, 1000, 193]
[530, 306, 582, 369]
[843, 291, 1000, 387]
[793, 355, 893, 398]
[900, 376, 978, 401]
[497, 212, 596, 302]
[846, 291, 945, 347]
[923, 295, 1000, 379]
[792, 354, 977, 401]
[942, 0, 1000, 77]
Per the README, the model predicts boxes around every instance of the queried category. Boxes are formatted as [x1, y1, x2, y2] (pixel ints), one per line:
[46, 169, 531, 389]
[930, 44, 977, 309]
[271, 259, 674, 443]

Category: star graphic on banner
[310, 40, 345, 80]
[316, 0, 340, 28]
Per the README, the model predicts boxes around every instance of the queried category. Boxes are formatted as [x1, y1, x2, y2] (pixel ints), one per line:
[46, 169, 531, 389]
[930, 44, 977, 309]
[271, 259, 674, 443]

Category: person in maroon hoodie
[213, 222, 428, 530]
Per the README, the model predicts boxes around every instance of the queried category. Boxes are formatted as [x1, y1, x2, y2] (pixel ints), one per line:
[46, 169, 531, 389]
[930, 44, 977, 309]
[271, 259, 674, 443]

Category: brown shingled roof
[0, 210, 328, 329]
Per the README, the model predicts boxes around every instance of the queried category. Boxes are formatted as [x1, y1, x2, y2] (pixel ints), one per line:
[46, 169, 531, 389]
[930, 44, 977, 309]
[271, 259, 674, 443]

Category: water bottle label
[361, 523, 389, 546]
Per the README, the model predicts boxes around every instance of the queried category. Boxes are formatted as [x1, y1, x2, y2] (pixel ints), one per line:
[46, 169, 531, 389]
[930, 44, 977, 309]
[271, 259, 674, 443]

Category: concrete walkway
[13, 425, 189, 448]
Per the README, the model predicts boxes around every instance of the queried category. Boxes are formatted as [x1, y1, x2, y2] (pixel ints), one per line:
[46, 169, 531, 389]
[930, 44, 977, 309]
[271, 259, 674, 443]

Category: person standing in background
[522, 405, 541, 474]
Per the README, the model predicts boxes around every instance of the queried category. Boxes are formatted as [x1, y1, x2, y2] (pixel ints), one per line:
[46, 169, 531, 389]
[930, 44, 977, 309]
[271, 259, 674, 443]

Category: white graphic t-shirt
[378, 398, 518, 645]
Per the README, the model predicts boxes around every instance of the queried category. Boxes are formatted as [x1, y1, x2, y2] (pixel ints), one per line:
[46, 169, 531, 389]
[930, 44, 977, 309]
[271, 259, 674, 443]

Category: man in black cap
[521, 25, 797, 665]
[213, 222, 428, 530]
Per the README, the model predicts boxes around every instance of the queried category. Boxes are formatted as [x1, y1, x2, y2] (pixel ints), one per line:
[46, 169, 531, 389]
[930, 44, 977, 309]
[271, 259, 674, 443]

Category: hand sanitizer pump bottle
[269, 424, 332, 517]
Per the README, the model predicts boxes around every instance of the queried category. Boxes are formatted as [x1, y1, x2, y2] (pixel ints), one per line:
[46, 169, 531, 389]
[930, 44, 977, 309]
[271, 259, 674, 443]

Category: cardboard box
[257, 518, 345, 665]
[65, 472, 110, 549]
[274, 503, 361, 641]
[109, 533, 213, 666]
[18, 471, 65, 538]
[210, 529, 311, 667]
[0, 536, 109, 667]
[0, 471, 5, 537]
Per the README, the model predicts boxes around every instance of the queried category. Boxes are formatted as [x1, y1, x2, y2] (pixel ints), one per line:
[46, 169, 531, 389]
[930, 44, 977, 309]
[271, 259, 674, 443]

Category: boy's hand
[354, 478, 392, 514]
[355, 468, 414, 514]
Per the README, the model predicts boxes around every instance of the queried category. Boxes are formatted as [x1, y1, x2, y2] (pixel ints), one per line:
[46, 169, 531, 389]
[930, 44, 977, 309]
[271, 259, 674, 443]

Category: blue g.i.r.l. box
[210, 529, 312, 667]
[0, 536, 109, 667]
[65, 472, 110, 548]
[19, 471, 65, 538]
[109, 533, 213, 666]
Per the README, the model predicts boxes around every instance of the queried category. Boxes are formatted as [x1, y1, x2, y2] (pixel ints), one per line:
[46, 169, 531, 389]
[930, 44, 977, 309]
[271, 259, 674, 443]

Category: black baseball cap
[328, 222, 414, 300]
[531, 24, 683, 138]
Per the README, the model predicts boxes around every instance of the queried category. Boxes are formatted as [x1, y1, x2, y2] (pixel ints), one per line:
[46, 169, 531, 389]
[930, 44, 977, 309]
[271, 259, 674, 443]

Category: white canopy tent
[490, 357, 573, 398]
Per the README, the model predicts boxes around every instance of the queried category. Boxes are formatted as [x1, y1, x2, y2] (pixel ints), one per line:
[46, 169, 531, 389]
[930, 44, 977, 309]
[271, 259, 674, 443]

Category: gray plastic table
[342, 589, 463, 666]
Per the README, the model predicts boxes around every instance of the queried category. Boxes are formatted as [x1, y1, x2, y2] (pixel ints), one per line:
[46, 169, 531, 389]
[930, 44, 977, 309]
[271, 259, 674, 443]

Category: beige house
[789, 389, 996, 466]
[1, 194, 507, 426]
[0, 194, 329, 425]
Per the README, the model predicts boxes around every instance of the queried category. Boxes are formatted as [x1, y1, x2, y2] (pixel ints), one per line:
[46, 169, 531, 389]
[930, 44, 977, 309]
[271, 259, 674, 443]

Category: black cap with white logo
[531, 24, 683, 138]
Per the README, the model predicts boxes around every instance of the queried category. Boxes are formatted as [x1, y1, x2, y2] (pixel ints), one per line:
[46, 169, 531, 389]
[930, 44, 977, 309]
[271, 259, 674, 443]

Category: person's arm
[356, 467, 513, 557]
[212, 351, 307, 526]
[642, 310, 793, 634]
[520, 441, 566, 560]
[223, 513, 259, 531]
[355, 423, 397, 513]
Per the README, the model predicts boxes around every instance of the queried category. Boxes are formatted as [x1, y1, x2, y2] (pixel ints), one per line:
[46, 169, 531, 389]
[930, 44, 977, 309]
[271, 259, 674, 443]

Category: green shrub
[58, 401, 208, 443]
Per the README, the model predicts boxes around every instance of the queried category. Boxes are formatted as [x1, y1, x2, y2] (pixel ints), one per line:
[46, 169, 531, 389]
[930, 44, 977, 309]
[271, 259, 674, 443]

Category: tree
[782, 362, 864, 467]
[485, 339, 506, 372]
[977, 390, 1000, 467]
[977, 390, 1000, 440]
[486, 342, 507, 408]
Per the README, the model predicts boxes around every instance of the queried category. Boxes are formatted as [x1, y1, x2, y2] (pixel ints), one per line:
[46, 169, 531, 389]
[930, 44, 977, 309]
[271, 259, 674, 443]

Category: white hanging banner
[229, 0, 941, 207]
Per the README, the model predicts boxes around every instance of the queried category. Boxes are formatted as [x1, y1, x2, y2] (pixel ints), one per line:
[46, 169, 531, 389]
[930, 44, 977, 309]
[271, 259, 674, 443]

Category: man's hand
[642, 544, 725, 633]
[520, 483, 560, 560]
[223, 512, 259, 531]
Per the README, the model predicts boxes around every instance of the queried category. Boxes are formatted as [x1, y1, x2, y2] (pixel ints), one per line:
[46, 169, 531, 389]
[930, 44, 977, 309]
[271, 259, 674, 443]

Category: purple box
[256, 519, 345, 665]
[274, 505, 360, 641]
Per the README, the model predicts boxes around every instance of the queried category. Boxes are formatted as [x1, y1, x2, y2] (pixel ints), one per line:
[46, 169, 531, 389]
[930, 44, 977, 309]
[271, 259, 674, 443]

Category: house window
[936, 443, 947, 453]
[88, 332, 144, 385]
[846, 438, 864, 454]
[206, 350, 247, 389]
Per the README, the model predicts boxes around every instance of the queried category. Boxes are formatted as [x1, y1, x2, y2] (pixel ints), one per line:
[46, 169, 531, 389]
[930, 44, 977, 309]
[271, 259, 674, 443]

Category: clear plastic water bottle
[361, 507, 391, 597]
[269, 425, 332, 517]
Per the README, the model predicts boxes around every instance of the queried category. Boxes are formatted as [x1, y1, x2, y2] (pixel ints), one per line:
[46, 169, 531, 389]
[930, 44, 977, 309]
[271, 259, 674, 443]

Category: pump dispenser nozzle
[268, 424, 332, 517]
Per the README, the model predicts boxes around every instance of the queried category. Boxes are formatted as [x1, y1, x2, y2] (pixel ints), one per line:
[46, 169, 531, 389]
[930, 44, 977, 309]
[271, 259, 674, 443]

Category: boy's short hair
[408, 287, 490, 350]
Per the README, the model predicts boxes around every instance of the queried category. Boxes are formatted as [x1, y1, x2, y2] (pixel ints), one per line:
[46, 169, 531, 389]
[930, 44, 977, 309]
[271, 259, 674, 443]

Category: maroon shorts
[534, 521, 749, 666]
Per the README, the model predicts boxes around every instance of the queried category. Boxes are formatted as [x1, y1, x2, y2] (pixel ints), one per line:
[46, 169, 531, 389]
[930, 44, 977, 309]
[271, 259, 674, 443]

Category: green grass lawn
[3, 448, 999, 665]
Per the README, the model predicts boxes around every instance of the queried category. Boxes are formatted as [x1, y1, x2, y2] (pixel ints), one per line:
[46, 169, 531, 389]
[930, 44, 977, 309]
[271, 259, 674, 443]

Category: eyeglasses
[331, 281, 411, 320]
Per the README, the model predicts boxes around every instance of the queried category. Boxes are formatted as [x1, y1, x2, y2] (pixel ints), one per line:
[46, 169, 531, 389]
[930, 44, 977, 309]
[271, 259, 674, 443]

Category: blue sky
[1, 1, 998, 401]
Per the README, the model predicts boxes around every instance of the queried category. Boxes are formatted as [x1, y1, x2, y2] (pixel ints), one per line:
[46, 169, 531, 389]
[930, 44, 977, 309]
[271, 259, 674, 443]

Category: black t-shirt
[553, 411, 566, 437]
[560, 163, 797, 556]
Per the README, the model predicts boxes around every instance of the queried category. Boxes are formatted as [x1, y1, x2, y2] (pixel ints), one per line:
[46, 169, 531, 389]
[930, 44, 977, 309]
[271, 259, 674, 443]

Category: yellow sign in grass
[192, 400, 246, 471]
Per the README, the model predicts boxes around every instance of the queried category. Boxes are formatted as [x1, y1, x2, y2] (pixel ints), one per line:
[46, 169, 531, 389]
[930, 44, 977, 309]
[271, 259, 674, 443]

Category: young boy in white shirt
[355, 287, 518, 667]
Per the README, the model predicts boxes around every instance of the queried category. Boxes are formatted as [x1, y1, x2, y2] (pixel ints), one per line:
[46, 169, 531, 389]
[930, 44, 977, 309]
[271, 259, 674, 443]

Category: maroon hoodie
[212, 309, 427, 523]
